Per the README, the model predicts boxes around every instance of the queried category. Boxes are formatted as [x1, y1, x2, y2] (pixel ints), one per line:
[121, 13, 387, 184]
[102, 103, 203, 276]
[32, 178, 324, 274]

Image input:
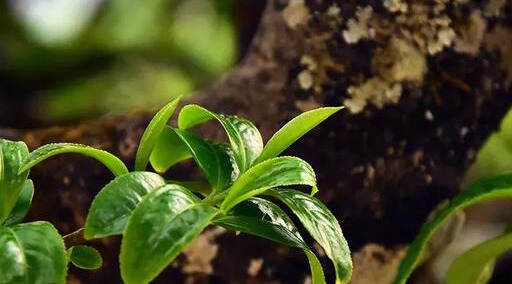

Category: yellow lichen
[344, 77, 403, 113]
[282, 0, 310, 30]
[373, 37, 427, 83]
[454, 10, 487, 55]
[343, 6, 375, 44]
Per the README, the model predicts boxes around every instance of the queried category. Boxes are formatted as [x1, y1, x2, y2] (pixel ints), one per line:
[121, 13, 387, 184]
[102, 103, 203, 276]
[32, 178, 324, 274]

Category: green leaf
[0, 139, 29, 223]
[178, 104, 263, 173]
[67, 245, 103, 270]
[220, 156, 317, 212]
[445, 233, 512, 284]
[134, 96, 182, 171]
[173, 128, 238, 191]
[0, 226, 25, 283]
[395, 173, 512, 284]
[214, 198, 325, 284]
[149, 126, 191, 173]
[120, 184, 216, 284]
[0, 221, 67, 284]
[84, 172, 166, 239]
[256, 107, 342, 163]
[267, 188, 352, 284]
[19, 143, 128, 177]
[4, 180, 34, 226]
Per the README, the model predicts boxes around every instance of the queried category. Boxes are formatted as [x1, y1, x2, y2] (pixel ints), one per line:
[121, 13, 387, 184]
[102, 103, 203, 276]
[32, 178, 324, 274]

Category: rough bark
[1, 0, 512, 283]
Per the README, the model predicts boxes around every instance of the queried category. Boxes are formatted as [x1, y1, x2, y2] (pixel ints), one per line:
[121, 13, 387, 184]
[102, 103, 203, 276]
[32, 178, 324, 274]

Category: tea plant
[0, 96, 352, 284]
[394, 174, 512, 284]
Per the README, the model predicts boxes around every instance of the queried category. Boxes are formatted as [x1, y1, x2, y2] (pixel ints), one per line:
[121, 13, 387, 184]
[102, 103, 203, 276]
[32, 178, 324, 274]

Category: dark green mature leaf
[19, 143, 128, 177]
[84, 172, 166, 239]
[4, 180, 34, 226]
[173, 128, 237, 191]
[120, 184, 216, 284]
[256, 107, 342, 163]
[214, 198, 325, 284]
[0, 226, 25, 283]
[267, 188, 352, 284]
[220, 156, 317, 212]
[0, 139, 29, 223]
[149, 126, 191, 173]
[445, 233, 512, 284]
[134, 96, 182, 171]
[0, 222, 67, 284]
[395, 173, 512, 284]
[67, 245, 103, 270]
[178, 104, 263, 173]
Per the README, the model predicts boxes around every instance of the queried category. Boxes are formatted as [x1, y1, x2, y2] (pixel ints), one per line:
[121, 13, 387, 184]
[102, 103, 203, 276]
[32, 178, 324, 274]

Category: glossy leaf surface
[149, 126, 191, 173]
[178, 104, 263, 173]
[84, 172, 166, 239]
[134, 96, 181, 171]
[4, 180, 34, 226]
[19, 143, 128, 176]
[395, 173, 512, 284]
[221, 156, 316, 212]
[268, 188, 352, 284]
[173, 128, 237, 190]
[214, 198, 325, 283]
[256, 107, 342, 163]
[0, 222, 67, 284]
[68, 245, 103, 270]
[0, 139, 29, 223]
[120, 185, 215, 284]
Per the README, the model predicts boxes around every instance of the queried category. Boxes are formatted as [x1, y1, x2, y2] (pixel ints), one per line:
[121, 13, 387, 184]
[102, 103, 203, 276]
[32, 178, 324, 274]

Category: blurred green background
[0, 0, 264, 127]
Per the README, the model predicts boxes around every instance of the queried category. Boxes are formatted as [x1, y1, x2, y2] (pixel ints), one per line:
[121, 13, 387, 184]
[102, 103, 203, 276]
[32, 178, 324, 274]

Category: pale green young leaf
[178, 104, 263, 173]
[256, 107, 342, 163]
[445, 233, 512, 284]
[214, 198, 325, 284]
[395, 173, 512, 284]
[267, 188, 352, 284]
[134, 96, 182, 171]
[4, 180, 34, 226]
[149, 126, 191, 173]
[67, 245, 103, 270]
[84, 172, 166, 239]
[0, 139, 29, 223]
[120, 184, 216, 284]
[220, 156, 317, 212]
[173, 128, 237, 191]
[19, 143, 128, 176]
[1, 221, 67, 284]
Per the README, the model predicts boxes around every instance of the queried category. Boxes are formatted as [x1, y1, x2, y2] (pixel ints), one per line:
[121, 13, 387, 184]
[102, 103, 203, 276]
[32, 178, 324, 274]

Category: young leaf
[120, 185, 217, 284]
[214, 198, 325, 284]
[67, 245, 103, 270]
[220, 156, 317, 212]
[267, 188, 352, 284]
[173, 128, 238, 191]
[0, 221, 67, 284]
[84, 172, 166, 239]
[149, 126, 191, 173]
[178, 104, 263, 173]
[0, 139, 29, 223]
[256, 107, 343, 163]
[394, 173, 512, 284]
[134, 96, 182, 171]
[19, 143, 128, 177]
[3, 180, 34, 226]
[445, 232, 512, 284]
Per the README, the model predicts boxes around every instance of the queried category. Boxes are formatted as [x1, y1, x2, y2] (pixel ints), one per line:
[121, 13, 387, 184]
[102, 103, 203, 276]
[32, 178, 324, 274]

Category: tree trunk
[1, 0, 511, 283]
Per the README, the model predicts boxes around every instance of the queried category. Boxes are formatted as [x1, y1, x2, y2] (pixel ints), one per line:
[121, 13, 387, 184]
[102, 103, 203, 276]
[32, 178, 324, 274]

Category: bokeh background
[0, 0, 264, 127]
